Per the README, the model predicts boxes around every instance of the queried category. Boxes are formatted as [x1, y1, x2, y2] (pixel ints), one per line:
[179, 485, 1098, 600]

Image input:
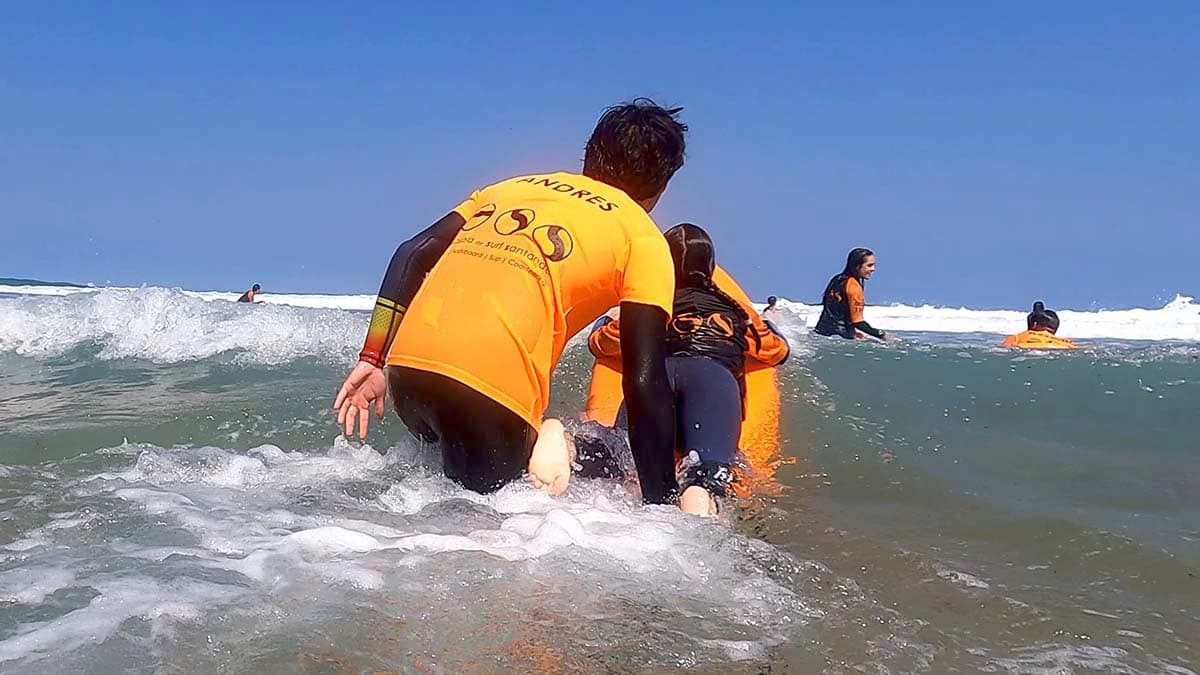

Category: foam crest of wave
[7, 285, 1199, 347]
[773, 293, 1200, 341]
[0, 287, 365, 364]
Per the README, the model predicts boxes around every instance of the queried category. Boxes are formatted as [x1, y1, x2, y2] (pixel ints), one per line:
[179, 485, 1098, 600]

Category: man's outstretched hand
[333, 361, 387, 438]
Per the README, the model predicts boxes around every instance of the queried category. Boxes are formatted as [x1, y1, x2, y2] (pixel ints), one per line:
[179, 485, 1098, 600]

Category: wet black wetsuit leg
[667, 356, 742, 496]
[387, 366, 536, 493]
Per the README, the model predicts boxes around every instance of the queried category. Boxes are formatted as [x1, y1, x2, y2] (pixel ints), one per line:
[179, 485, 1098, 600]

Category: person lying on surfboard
[537, 223, 790, 516]
[1001, 302, 1077, 349]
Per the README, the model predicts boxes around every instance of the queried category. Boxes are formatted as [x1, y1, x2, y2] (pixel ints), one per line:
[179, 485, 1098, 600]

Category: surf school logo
[458, 205, 575, 263]
[463, 203, 496, 231]
[532, 225, 574, 262]
[494, 208, 536, 235]
[671, 312, 736, 337]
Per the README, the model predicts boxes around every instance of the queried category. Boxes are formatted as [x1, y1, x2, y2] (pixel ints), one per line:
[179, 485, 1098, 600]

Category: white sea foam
[2, 286, 1196, 367]
[0, 439, 837, 670]
[770, 294, 1200, 342]
[0, 286, 364, 363]
[0, 284, 377, 310]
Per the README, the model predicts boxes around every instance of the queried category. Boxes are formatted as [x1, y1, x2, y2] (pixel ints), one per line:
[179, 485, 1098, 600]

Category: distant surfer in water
[237, 284, 261, 303]
[582, 223, 790, 515]
[1001, 302, 1077, 349]
[762, 295, 779, 319]
[814, 248, 899, 342]
[333, 99, 688, 503]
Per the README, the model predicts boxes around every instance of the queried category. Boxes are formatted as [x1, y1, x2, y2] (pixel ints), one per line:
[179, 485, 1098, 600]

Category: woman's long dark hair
[663, 223, 760, 351]
[822, 247, 875, 301]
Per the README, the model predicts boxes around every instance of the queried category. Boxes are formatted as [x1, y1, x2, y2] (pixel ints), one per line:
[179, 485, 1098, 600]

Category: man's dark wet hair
[583, 98, 687, 202]
[252, 284, 261, 292]
[767, 296, 778, 306]
[1027, 301, 1060, 333]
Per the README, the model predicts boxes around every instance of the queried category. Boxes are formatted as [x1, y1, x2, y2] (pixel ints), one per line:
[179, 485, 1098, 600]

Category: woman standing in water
[814, 248, 899, 341]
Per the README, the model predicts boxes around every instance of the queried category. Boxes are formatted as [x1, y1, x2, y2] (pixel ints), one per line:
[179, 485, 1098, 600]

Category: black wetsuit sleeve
[359, 211, 465, 367]
[852, 321, 887, 340]
[619, 301, 678, 505]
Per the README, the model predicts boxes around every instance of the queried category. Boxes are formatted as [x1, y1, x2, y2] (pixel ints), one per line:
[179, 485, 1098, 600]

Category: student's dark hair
[1027, 301, 1061, 333]
[663, 223, 761, 351]
[583, 98, 687, 202]
[841, 248, 875, 278]
[252, 284, 261, 292]
[767, 296, 777, 305]
[664, 222, 715, 288]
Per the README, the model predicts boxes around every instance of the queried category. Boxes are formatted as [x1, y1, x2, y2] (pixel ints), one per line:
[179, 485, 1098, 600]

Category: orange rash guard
[360, 172, 676, 428]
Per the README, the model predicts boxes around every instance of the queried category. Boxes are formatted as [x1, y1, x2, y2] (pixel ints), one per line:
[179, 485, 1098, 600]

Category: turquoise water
[0, 289, 1197, 673]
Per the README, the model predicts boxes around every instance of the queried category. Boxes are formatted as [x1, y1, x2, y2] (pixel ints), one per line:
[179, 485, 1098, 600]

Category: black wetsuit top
[664, 286, 750, 378]
[814, 274, 885, 340]
[237, 292, 254, 303]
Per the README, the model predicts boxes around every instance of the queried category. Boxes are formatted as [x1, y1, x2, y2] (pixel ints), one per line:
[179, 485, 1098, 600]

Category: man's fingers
[344, 405, 357, 437]
[358, 405, 370, 439]
[334, 384, 349, 411]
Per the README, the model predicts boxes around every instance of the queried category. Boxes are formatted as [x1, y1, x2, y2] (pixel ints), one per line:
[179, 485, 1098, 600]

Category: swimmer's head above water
[1027, 301, 1061, 334]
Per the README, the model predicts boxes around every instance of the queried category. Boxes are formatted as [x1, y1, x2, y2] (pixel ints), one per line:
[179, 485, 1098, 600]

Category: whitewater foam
[1, 286, 1196, 368]
[0, 438, 839, 670]
[770, 294, 1200, 342]
[0, 287, 364, 364]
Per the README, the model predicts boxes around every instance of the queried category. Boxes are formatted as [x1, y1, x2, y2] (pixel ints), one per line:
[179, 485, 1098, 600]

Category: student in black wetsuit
[237, 284, 261, 303]
[587, 223, 790, 515]
[814, 248, 898, 341]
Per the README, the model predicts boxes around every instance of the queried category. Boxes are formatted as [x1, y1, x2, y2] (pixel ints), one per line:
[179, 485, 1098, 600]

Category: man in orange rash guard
[333, 99, 687, 503]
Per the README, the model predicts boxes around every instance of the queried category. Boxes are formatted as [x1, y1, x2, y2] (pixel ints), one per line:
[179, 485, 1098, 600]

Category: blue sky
[1, 2, 1196, 309]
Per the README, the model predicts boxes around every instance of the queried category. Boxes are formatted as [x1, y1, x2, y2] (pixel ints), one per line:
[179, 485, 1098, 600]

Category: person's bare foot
[528, 418, 575, 495]
[679, 485, 718, 517]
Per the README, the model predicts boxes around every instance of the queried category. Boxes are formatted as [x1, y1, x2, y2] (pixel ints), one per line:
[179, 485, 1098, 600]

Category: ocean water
[0, 285, 1197, 674]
